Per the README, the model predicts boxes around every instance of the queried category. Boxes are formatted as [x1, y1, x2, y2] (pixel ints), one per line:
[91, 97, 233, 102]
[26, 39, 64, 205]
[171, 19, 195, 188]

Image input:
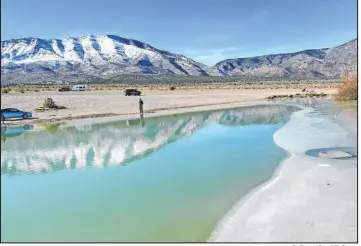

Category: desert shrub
[34, 97, 66, 111]
[42, 97, 56, 108]
[18, 88, 25, 93]
[170, 86, 176, 91]
[1, 88, 11, 93]
[334, 74, 357, 101]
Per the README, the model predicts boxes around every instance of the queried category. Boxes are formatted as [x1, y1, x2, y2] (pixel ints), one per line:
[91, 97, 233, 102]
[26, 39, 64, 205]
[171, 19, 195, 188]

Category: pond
[1, 104, 300, 242]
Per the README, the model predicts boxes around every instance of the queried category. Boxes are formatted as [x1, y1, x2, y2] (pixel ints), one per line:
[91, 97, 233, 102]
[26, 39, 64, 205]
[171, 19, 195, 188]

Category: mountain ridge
[214, 38, 356, 63]
[212, 39, 357, 78]
[1, 35, 357, 84]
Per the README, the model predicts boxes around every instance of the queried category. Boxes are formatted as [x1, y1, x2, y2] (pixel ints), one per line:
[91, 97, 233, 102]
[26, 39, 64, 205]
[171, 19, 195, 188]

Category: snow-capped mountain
[1, 35, 357, 84]
[1, 34, 209, 84]
[212, 39, 357, 77]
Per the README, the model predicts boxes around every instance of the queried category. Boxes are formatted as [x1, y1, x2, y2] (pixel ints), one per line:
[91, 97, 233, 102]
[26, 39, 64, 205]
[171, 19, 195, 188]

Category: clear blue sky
[1, 0, 357, 65]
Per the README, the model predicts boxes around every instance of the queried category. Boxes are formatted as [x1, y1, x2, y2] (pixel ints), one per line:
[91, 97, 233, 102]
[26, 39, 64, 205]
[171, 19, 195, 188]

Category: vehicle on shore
[72, 84, 88, 91]
[124, 89, 141, 96]
[1, 108, 32, 121]
[57, 86, 71, 92]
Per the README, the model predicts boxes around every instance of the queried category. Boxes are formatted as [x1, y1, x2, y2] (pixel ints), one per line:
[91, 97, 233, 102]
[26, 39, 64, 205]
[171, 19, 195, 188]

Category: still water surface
[1, 105, 299, 242]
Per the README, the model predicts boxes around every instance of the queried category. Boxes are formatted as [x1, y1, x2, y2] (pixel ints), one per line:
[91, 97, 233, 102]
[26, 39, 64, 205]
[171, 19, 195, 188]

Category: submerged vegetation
[38, 122, 64, 134]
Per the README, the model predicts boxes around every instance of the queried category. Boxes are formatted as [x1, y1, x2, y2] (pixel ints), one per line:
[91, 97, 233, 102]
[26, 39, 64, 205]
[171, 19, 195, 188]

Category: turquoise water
[1, 105, 299, 242]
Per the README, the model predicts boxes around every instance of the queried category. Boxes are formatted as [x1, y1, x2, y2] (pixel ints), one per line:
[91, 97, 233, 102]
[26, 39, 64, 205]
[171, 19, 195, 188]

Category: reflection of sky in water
[1, 104, 299, 176]
[1, 104, 297, 242]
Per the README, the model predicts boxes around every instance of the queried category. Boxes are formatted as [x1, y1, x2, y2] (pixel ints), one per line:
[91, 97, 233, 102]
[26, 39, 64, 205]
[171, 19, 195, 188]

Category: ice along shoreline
[209, 102, 357, 242]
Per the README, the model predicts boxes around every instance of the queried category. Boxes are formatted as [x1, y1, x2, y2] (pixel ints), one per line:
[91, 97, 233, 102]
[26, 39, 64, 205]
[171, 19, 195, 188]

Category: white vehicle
[72, 84, 88, 91]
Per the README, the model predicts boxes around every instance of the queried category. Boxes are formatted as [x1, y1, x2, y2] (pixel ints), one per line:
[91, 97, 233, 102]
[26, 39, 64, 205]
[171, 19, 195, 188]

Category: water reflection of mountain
[1, 105, 299, 176]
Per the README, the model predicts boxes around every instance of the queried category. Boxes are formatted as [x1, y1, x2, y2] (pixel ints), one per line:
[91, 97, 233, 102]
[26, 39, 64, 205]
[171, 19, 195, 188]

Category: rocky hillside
[212, 39, 357, 78]
[1, 35, 357, 84]
[1, 35, 209, 84]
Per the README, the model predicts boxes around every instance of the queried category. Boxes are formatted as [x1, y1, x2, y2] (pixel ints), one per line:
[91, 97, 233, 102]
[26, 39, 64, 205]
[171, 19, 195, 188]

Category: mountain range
[214, 38, 357, 77]
[1, 35, 357, 84]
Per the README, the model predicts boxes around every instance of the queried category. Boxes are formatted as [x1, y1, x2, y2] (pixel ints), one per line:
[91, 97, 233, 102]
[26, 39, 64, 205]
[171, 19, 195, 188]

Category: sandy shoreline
[1, 88, 336, 126]
[210, 105, 357, 242]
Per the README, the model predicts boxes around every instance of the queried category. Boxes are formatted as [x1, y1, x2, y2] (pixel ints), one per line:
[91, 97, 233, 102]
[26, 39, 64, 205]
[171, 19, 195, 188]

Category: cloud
[183, 47, 239, 66]
[186, 45, 306, 66]
[184, 28, 356, 66]
[192, 53, 233, 66]
[183, 46, 271, 66]
[183, 10, 270, 65]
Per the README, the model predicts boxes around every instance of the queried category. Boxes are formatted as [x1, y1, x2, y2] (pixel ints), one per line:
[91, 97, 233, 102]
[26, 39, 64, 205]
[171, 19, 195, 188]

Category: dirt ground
[1, 87, 337, 125]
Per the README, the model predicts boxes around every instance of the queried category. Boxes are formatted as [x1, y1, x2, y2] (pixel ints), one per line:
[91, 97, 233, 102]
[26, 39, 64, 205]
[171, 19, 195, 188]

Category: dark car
[57, 86, 71, 92]
[124, 89, 141, 96]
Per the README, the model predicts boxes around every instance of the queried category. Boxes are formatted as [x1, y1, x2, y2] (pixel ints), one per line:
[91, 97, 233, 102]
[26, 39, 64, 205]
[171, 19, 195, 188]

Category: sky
[1, 0, 357, 66]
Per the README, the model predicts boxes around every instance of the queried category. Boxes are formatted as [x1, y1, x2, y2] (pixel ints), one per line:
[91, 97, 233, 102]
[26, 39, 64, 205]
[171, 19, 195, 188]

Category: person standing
[139, 98, 144, 114]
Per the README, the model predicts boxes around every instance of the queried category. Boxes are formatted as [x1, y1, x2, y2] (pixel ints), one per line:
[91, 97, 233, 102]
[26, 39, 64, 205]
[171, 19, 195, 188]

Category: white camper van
[72, 84, 88, 91]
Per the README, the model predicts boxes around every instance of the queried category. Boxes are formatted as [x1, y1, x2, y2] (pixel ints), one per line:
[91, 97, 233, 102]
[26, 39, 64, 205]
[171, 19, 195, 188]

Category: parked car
[57, 86, 71, 92]
[124, 89, 141, 96]
[1, 108, 32, 121]
[72, 84, 88, 91]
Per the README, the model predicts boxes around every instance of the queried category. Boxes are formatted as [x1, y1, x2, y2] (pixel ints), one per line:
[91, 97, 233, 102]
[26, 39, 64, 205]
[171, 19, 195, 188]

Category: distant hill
[212, 39, 357, 78]
[1, 35, 356, 84]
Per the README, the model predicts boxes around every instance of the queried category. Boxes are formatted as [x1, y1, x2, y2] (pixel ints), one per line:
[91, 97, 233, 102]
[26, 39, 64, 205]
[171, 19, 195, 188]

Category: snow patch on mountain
[1, 35, 210, 83]
[1, 35, 357, 84]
